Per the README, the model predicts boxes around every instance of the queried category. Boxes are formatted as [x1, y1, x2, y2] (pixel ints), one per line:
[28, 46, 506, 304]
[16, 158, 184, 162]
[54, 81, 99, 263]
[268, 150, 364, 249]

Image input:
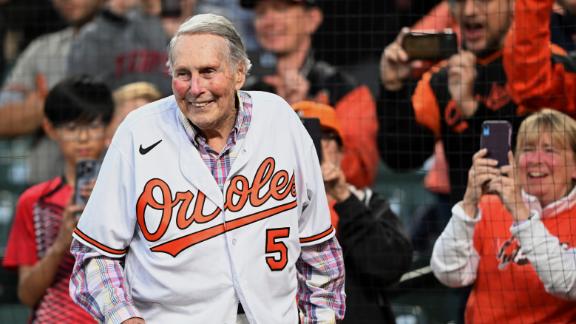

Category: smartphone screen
[74, 159, 101, 207]
[301, 117, 323, 163]
[480, 121, 512, 167]
[402, 30, 458, 61]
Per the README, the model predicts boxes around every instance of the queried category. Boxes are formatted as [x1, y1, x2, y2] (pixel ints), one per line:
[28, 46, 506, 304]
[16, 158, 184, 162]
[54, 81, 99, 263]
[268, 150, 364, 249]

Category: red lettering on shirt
[136, 157, 297, 256]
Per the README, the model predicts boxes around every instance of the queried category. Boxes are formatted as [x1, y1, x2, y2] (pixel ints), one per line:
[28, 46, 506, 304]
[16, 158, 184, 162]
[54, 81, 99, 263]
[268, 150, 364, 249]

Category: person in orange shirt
[293, 101, 412, 324]
[432, 109, 576, 323]
[379, 0, 520, 205]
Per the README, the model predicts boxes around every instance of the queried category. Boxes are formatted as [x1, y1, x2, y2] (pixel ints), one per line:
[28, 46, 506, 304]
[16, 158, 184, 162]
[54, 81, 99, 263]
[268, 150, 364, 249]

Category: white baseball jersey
[73, 91, 335, 323]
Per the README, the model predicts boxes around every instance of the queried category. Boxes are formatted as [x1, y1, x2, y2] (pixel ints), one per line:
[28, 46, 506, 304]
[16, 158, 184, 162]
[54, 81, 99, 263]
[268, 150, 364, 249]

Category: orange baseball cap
[292, 101, 343, 141]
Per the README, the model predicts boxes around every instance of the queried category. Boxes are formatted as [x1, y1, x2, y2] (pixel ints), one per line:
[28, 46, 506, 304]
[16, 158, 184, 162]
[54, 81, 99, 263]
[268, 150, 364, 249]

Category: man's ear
[42, 118, 58, 141]
[306, 7, 323, 34]
[234, 62, 247, 90]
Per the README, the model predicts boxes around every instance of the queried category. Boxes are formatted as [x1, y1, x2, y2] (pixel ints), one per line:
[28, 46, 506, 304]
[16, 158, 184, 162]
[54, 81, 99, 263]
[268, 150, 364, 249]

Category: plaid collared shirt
[69, 91, 345, 323]
[177, 91, 252, 191]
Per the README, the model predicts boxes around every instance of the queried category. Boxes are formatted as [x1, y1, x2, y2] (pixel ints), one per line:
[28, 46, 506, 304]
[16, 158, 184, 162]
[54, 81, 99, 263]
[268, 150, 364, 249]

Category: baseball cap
[240, 0, 317, 9]
[292, 101, 343, 142]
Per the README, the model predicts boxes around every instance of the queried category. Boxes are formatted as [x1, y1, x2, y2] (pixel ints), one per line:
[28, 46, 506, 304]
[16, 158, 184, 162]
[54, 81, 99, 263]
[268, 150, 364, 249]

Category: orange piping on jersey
[412, 71, 442, 137]
[151, 200, 298, 257]
[476, 49, 502, 65]
[300, 226, 335, 244]
[73, 228, 128, 256]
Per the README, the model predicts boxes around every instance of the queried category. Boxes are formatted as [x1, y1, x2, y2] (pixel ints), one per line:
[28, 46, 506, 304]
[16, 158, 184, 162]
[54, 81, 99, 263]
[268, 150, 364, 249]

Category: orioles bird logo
[497, 236, 529, 270]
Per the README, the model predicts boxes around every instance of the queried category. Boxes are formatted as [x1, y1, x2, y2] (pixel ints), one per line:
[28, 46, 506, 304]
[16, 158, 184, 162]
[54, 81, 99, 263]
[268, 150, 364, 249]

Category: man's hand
[380, 27, 411, 91]
[264, 69, 310, 104]
[321, 161, 350, 203]
[447, 51, 478, 118]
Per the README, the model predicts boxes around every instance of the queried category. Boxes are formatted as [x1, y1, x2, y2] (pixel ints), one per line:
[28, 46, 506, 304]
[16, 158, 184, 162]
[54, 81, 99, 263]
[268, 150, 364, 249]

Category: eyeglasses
[56, 121, 106, 141]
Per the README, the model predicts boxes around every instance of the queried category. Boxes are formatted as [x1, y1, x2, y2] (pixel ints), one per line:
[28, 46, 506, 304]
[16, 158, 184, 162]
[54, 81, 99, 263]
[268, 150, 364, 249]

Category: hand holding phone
[401, 30, 458, 61]
[480, 120, 512, 167]
[74, 159, 101, 207]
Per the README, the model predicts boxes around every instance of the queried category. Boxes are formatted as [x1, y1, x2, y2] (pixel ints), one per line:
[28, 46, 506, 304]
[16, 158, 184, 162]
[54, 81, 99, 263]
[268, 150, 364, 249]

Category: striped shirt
[70, 92, 345, 323]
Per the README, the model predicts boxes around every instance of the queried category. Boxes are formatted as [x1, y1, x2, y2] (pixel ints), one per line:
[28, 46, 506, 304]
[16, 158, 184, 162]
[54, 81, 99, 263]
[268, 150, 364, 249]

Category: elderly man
[241, 0, 379, 189]
[68, 14, 345, 324]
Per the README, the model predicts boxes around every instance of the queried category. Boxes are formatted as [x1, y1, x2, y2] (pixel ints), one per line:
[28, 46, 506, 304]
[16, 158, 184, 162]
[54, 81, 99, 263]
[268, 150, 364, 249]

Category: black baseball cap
[240, 0, 318, 9]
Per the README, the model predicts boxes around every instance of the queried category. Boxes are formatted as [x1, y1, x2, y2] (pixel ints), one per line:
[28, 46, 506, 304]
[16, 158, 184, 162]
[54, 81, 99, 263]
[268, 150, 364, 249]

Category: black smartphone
[402, 30, 458, 61]
[161, 0, 181, 17]
[74, 159, 101, 207]
[250, 50, 277, 77]
[301, 117, 323, 163]
[480, 120, 512, 167]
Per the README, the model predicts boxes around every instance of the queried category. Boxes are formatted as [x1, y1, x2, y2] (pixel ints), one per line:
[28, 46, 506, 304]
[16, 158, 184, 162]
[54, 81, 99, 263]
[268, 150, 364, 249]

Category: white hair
[166, 14, 252, 75]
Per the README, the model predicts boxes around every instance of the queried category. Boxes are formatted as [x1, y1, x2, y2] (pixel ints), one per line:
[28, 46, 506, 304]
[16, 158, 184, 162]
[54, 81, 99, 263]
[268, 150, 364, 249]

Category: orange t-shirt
[466, 195, 576, 323]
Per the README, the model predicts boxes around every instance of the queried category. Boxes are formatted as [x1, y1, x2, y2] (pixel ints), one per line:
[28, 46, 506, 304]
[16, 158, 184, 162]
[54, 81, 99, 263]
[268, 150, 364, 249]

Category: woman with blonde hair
[106, 81, 162, 142]
[432, 109, 576, 323]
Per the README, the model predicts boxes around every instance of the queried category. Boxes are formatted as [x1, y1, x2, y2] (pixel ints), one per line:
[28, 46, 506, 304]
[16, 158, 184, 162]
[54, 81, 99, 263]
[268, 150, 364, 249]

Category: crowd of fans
[1, 0, 576, 323]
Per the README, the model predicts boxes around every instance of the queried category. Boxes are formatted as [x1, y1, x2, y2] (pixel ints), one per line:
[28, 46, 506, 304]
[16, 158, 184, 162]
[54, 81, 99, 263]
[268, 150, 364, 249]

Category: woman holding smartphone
[431, 109, 576, 323]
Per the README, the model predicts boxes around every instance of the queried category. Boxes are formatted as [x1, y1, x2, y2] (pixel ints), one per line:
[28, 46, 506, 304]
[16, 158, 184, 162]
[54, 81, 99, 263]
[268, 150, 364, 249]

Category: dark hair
[44, 75, 114, 127]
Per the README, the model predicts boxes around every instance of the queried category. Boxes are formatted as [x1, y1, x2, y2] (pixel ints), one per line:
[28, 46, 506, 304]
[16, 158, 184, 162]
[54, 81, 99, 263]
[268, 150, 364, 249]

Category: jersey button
[232, 238, 237, 245]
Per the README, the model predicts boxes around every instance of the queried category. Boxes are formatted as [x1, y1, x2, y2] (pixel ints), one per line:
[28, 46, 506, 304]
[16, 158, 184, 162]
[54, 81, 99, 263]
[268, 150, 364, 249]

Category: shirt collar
[177, 92, 248, 148]
[522, 186, 576, 218]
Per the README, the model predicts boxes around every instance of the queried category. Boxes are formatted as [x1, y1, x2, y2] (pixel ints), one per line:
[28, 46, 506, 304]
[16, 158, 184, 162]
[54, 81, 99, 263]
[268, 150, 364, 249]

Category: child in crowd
[3, 76, 114, 323]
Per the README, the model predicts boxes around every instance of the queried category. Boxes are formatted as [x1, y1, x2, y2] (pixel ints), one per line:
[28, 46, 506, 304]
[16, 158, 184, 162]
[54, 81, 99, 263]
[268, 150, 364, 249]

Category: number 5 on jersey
[266, 228, 290, 271]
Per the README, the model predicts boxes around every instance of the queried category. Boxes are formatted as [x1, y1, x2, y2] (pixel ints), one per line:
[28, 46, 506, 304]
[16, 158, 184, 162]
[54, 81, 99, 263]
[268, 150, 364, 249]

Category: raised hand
[447, 50, 478, 118]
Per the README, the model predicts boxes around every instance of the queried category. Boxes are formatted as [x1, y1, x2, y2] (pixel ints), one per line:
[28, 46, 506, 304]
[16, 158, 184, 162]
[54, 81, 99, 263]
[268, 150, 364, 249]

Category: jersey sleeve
[3, 189, 39, 269]
[73, 140, 136, 258]
[297, 136, 335, 247]
[503, 0, 576, 113]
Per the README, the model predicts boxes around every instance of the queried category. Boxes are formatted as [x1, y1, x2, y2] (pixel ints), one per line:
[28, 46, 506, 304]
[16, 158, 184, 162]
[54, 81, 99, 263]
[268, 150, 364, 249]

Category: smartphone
[161, 0, 181, 17]
[74, 159, 101, 207]
[402, 30, 458, 61]
[250, 50, 277, 77]
[480, 120, 512, 167]
[301, 117, 323, 163]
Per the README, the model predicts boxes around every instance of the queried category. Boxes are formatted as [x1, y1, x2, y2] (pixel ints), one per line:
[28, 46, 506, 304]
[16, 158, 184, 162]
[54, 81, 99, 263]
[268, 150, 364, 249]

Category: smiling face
[517, 129, 576, 207]
[253, 0, 321, 56]
[44, 119, 108, 168]
[451, 0, 513, 55]
[171, 33, 246, 137]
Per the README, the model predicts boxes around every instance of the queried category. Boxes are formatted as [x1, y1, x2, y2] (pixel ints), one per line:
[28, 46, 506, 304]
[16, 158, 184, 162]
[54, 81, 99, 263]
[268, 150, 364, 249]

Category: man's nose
[77, 128, 90, 142]
[463, 0, 477, 17]
[189, 75, 204, 96]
